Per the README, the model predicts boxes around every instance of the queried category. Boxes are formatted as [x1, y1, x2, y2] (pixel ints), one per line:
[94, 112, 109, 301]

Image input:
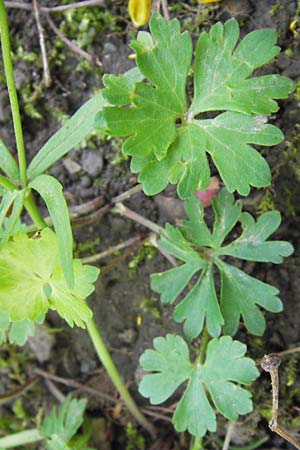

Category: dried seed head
[261, 354, 281, 372]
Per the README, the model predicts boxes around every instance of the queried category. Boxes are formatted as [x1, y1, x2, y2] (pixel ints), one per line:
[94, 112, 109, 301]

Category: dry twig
[32, 0, 51, 87]
[261, 354, 300, 449]
[5, 0, 105, 13]
[45, 13, 102, 67]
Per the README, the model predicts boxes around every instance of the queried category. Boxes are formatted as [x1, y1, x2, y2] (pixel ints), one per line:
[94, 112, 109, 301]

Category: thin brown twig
[82, 234, 143, 264]
[100, 236, 147, 275]
[34, 367, 117, 404]
[148, 232, 177, 267]
[161, 0, 170, 20]
[5, 0, 105, 13]
[32, 0, 51, 87]
[0, 376, 39, 405]
[112, 203, 164, 235]
[278, 345, 300, 357]
[261, 354, 300, 450]
[142, 408, 173, 423]
[44, 378, 66, 403]
[69, 195, 105, 218]
[45, 13, 102, 67]
[34, 368, 172, 424]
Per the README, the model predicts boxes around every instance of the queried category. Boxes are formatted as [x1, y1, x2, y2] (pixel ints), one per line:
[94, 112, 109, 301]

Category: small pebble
[62, 157, 81, 175]
[80, 175, 92, 188]
[81, 150, 103, 177]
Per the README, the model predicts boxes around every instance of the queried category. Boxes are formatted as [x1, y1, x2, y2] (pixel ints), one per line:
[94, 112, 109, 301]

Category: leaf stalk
[86, 316, 156, 437]
[0, 0, 27, 186]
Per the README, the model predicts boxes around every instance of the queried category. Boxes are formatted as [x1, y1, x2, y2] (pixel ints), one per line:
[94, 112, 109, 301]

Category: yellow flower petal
[199, 0, 222, 3]
[128, 0, 152, 28]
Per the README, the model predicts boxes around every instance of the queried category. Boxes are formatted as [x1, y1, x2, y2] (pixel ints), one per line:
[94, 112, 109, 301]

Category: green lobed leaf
[28, 92, 106, 179]
[30, 175, 74, 288]
[139, 334, 259, 437]
[100, 13, 192, 161]
[0, 190, 25, 248]
[0, 190, 18, 229]
[220, 211, 294, 263]
[173, 266, 224, 340]
[0, 309, 45, 346]
[151, 188, 292, 338]
[218, 261, 283, 336]
[190, 19, 294, 115]
[99, 14, 293, 199]
[0, 228, 99, 327]
[212, 188, 242, 246]
[41, 396, 87, 446]
[101, 67, 144, 106]
[0, 139, 19, 180]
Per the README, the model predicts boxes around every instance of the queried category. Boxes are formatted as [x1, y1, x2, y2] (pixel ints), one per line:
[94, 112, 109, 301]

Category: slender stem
[222, 422, 235, 450]
[86, 316, 156, 437]
[189, 436, 203, 450]
[0, 174, 17, 191]
[0, 0, 27, 186]
[0, 429, 44, 448]
[24, 192, 47, 228]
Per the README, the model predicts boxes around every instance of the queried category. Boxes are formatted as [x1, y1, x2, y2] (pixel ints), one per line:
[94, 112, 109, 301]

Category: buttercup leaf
[218, 261, 283, 336]
[151, 188, 292, 338]
[220, 211, 294, 263]
[98, 14, 293, 198]
[190, 19, 293, 115]
[41, 396, 87, 446]
[139, 335, 259, 437]
[0, 228, 99, 327]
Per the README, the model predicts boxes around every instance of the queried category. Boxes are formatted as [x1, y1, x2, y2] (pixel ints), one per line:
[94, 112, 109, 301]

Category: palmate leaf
[139, 335, 259, 437]
[41, 396, 87, 448]
[98, 14, 294, 199]
[0, 228, 99, 328]
[0, 310, 45, 346]
[100, 14, 192, 161]
[190, 19, 292, 115]
[151, 189, 293, 339]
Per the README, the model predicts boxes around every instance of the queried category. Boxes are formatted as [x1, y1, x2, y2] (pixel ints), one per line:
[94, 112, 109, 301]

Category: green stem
[86, 317, 156, 437]
[0, 0, 27, 186]
[189, 436, 204, 450]
[0, 174, 17, 191]
[24, 191, 47, 229]
[0, 429, 43, 448]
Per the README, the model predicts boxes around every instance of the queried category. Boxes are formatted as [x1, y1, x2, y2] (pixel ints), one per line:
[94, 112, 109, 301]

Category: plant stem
[86, 316, 156, 437]
[0, 0, 27, 186]
[0, 429, 44, 448]
[189, 436, 204, 450]
[24, 192, 47, 229]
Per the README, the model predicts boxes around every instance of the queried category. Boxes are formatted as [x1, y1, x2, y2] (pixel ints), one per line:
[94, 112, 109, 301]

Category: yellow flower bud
[199, 0, 222, 3]
[128, 0, 152, 28]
